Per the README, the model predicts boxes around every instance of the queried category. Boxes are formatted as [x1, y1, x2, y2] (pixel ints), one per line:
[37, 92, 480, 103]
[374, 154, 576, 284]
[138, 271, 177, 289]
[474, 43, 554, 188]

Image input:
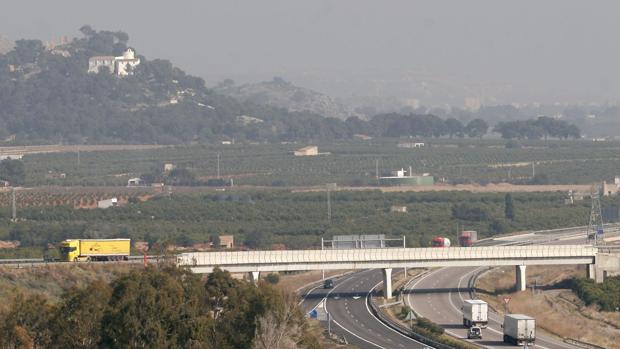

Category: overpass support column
[249, 271, 260, 284]
[516, 265, 526, 292]
[382, 268, 393, 299]
[587, 264, 596, 281]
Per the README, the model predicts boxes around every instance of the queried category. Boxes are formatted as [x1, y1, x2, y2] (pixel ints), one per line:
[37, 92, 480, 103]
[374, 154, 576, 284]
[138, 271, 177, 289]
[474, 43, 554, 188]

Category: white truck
[462, 299, 488, 328]
[503, 314, 536, 346]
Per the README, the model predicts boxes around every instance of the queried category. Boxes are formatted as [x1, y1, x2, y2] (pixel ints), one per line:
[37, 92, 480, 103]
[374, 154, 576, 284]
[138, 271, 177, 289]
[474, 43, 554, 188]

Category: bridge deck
[178, 245, 598, 273]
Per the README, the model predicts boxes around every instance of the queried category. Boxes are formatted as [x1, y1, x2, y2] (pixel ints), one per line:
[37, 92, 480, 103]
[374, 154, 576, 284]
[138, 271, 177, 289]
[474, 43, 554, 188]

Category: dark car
[323, 279, 334, 289]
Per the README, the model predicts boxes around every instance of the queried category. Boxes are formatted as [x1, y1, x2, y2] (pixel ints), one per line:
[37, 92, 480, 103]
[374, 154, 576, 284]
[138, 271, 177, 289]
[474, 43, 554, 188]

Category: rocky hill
[214, 77, 362, 120]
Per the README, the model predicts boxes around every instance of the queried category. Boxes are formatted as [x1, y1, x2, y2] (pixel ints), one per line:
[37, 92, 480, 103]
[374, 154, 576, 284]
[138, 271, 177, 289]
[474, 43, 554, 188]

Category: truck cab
[467, 326, 482, 339]
[59, 240, 81, 261]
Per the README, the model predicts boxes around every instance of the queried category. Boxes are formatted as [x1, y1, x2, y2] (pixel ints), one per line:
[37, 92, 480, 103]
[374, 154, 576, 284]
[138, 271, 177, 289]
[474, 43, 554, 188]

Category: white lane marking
[331, 318, 386, 349]
[298, 284, 321, 307]
[364, 273, 429, 347]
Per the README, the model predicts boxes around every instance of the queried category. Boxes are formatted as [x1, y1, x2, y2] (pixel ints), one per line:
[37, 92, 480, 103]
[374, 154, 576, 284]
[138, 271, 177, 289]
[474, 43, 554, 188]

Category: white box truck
[503, 314, 535, 346]
[462, 299, 488, 328]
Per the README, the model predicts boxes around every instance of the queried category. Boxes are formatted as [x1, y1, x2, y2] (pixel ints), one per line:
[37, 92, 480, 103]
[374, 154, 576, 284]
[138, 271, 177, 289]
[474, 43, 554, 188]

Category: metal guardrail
[563, 338, 607, 349]
[367, 292, 457, 349]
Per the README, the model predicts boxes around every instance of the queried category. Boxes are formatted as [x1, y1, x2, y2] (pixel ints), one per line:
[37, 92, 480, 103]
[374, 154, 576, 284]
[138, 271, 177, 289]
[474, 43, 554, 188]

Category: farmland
[18, 138, 620, 187]
[1, 189, 616, 259]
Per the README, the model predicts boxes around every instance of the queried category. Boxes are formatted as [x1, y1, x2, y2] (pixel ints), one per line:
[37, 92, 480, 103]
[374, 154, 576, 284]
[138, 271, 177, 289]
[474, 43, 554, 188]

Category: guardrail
[367, 294, 456, 349]
[563, 338, 606, 349]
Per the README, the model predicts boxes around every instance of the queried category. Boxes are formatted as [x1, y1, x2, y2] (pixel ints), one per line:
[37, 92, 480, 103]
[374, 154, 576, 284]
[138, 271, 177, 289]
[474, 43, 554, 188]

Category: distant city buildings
[88, 48, 140, 77]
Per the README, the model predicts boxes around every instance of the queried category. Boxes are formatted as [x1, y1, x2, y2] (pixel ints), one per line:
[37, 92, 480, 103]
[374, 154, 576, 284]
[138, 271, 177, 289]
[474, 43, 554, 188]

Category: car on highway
[467, 326, 482, 339]
[323, 279, 334, 289]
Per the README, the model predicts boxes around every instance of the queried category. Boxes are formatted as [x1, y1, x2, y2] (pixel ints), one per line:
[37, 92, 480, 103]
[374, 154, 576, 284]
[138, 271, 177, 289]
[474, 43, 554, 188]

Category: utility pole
[327, 185, 331, 223]
[11, 187, 16, 222]
[326, 183, 336, 223]
[375, 159, 379, 180]
[217, 152, 221, 179]
[532, 163, 536, 178]
[77, 149, 80, 169]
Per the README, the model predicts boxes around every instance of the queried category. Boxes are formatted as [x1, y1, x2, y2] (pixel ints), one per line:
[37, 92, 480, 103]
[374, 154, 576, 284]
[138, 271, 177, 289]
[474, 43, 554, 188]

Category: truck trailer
[462, 299, 488, 328]
[458, 230, 477, 247]
[503, 314, 535, 346]
[60, 239, 130, 262]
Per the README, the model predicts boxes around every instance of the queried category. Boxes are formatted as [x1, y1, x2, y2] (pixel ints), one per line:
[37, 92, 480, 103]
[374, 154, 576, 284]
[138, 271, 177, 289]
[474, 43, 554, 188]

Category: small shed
[97, 197, 118, 209]
[127, 177, 144, 187]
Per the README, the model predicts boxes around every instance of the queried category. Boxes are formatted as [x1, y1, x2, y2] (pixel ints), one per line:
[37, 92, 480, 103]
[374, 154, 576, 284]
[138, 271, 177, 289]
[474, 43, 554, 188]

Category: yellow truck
[60, 239, 131, 262]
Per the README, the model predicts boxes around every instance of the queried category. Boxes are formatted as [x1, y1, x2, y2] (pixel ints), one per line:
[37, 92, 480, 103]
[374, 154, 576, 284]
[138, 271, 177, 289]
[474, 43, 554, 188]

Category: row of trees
[494, 117, 580, 140]
[0, 266, 320, 349]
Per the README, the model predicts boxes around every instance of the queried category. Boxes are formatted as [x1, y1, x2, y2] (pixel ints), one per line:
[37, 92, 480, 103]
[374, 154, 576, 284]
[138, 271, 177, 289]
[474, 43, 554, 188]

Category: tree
[465, 119, 488, 139]
[443, 118, 464, 138]
[50, 281, 112, 349]
[504, 193, 515, 220]
[0, 293, 53, 348]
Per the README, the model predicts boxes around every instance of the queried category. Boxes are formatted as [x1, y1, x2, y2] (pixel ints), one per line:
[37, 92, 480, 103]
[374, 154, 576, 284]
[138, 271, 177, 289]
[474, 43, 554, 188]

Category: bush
[570, 276, 620, 311]
[416, 317, 444, 335]
[264, 273, 280, 284]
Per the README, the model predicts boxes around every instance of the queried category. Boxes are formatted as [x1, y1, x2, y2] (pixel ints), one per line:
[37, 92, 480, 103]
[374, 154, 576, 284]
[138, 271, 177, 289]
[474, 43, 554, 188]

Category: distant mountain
[214, 77, 362, 120]
[0, 35, 12, 54]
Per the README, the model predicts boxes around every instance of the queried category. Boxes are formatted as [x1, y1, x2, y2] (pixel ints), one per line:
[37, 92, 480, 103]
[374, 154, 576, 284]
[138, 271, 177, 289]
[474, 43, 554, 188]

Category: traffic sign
[503, 297, 511, 304]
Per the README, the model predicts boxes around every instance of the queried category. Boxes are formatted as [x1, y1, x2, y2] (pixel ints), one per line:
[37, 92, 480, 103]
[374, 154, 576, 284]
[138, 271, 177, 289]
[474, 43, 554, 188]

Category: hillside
[0, 27, 350, 145]
[215, 77, 361, 120]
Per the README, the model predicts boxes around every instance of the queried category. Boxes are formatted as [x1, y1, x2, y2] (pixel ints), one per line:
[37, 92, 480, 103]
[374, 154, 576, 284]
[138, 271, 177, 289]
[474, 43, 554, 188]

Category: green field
[21, 138, 620, 187]
[1, 189, 614, 257]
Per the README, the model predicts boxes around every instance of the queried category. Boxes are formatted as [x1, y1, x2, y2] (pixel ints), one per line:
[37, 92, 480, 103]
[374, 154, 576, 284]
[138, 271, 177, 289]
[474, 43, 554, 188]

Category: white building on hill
[88, 48, 140, 77]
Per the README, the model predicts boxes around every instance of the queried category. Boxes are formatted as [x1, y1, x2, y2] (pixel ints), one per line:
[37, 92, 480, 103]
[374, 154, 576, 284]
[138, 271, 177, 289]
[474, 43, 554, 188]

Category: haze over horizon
[2, 0, 619, 107]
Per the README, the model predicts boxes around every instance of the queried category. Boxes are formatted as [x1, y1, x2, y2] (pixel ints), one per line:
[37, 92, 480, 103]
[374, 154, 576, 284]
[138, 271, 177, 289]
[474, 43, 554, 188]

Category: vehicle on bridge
[467, 326, 482, 339]
[502, 314, 535, 346]
[462, 299, 488, 328]
[431, 236, 451, 247]
[59, 239, 130, 262]
[458, 230, 477, 247]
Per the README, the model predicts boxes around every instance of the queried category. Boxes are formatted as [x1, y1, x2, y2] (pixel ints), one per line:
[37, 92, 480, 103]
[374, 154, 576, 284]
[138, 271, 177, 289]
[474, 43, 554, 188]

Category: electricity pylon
[586, 184, 605, 246]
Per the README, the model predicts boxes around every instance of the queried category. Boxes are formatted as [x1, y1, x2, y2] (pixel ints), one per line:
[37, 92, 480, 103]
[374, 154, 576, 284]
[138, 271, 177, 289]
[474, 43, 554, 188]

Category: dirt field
[295, 183, 592, 194]
[476, 265, 620, 349]
[0, 144, 165, 156]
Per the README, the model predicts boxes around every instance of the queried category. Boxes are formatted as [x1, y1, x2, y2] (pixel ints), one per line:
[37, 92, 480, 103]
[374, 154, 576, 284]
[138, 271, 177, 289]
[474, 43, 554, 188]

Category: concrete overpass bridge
[177, 245, 619, 298]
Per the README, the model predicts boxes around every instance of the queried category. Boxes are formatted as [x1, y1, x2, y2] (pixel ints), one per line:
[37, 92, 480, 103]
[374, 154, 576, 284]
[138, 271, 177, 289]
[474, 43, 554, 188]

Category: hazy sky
[2, 0, 619, 105]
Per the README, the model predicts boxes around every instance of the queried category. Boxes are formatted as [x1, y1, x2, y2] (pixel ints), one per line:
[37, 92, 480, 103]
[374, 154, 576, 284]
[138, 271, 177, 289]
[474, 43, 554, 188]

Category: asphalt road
[299, 225, 620, 349]
[405, 227, 620, 349]
[301, 269, 427, 349]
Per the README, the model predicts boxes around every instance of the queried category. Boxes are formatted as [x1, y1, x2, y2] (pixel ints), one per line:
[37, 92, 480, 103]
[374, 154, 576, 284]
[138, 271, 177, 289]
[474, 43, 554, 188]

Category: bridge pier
[515, 265, 526, 292]
[382, 268, 393, 299]
[249, 271, 260, 283]
[587, 264, 596, 281]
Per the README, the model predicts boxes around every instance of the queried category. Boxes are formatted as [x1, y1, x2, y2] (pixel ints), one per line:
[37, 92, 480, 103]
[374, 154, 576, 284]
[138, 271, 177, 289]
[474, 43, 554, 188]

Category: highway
[301, 269, 427, 349]
[405, 228, 620, 349]
[300, 226, 620, 349]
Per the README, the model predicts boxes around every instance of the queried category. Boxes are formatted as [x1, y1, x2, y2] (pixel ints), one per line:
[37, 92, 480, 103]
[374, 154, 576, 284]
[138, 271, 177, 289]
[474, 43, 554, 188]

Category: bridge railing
[178, 245, 598, 267]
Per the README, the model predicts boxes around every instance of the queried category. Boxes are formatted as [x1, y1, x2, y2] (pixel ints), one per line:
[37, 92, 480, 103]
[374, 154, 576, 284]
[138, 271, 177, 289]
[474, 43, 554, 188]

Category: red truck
[431, 236, 451, 247]
[458, 231, 478, 247]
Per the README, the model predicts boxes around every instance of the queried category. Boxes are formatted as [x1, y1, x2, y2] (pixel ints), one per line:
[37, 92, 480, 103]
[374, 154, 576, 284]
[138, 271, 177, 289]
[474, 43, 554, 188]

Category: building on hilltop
[88, 48, 140, 77]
